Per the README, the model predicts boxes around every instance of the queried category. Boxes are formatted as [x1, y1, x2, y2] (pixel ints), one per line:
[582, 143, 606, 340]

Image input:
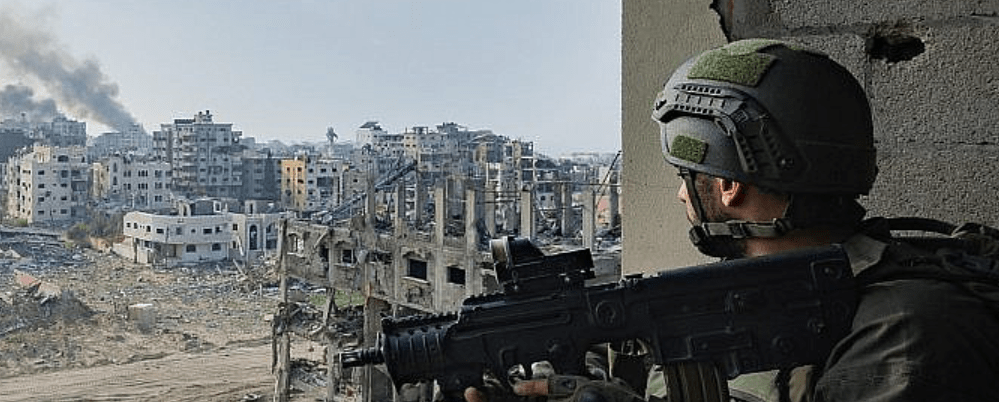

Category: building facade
[152, 110, 244, 199]
[32, 116, 87, 147]
[280, 155, 345, 213]
[5, 146, 90, 224]
[240, 150, 282, 201]
[87, 125, 153, 160]
[114, 199, 286, 266]
[91, 155, 172, 211]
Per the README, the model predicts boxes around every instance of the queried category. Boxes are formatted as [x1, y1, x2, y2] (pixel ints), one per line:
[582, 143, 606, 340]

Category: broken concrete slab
[13, 270, 62, 300]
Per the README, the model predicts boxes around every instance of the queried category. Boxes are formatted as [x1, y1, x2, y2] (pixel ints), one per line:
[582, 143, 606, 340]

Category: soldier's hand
[542, 375, 643, 402]
[465, 376, 641, 402]
[463, 378, 549, 402]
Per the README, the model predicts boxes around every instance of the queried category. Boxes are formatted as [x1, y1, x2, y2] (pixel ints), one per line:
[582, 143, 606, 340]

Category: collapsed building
[271, 148, 622, 401]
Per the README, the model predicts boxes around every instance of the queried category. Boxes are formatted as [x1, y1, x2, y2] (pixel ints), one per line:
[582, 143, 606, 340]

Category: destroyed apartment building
[270, 124, 623, 401]
[0, 113, 621, 400]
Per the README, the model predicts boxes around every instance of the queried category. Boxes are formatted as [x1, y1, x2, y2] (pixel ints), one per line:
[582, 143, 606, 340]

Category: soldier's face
[677, 174, 731, 225]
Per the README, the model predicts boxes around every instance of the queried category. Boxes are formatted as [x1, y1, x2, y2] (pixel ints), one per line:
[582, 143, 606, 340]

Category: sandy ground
[0, 240, 337, 402]
[0, 343, 274, 402]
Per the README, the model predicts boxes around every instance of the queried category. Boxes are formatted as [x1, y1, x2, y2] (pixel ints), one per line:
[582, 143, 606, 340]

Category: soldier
[468, 39, 999, 402]
[647, 38, 999, 402]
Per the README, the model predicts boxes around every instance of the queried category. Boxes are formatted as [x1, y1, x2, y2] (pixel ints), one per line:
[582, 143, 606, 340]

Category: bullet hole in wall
[866, 32, 925, 63]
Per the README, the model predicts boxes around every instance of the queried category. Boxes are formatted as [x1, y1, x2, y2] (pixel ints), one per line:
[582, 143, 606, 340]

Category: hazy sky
[0, 1, 621, 156]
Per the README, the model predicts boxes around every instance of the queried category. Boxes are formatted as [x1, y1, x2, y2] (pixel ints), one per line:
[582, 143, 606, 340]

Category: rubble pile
[0, 236, 91, 276]
[0, 271, 94, 338]
[0, 238, 286, 379]
[290, 358, 329, 393]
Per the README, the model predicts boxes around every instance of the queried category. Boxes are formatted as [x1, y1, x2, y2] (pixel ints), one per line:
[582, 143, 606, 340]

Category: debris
[1, 270, 94, 339]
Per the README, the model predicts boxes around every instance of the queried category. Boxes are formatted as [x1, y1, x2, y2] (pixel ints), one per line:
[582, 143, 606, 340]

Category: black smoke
[0, 84, 62, 122]
[0, 6, 140, 131]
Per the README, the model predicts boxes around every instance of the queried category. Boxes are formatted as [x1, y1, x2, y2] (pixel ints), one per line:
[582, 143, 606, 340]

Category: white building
[33, 116, 87, 147]
[91, 155, 172, 211]
[5, 146, 89, 224]
[354, 121, 386, 146]
[114, 199, 286, 266]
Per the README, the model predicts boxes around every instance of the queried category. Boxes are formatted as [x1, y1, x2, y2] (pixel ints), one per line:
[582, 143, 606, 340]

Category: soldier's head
[652, 39, 876, 258]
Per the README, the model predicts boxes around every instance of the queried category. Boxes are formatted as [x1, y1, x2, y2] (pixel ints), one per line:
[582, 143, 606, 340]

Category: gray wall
[622, 0, 999, 274]
[622, 0, 725, 274]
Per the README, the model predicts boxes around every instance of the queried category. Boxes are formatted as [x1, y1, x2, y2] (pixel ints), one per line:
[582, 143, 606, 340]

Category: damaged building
[114, 198, 288, 267]
[271, 140, 622, 401]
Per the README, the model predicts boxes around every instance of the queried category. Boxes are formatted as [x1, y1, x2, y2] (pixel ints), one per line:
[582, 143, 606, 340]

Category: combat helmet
[652, 39, 876, 257]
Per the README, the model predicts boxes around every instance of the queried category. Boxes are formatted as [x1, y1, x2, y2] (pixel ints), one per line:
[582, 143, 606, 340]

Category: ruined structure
[87, 124, 152, 160]
[271, 147, 622, 400]
[91, 154, 173, 211]
[280, 155, 347, 213]
[240, 149, 282, 202]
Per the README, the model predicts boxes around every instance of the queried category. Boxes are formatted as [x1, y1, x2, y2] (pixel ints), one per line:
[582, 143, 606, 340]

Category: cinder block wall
[622, 0, 999, 274]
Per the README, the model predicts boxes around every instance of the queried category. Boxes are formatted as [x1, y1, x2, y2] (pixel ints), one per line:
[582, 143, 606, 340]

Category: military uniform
[643, 232, 999, 402]
[645, 38, 999, 402]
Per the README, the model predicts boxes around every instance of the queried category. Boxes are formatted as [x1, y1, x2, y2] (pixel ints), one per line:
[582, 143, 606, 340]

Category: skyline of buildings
[1, 111, 619, 232]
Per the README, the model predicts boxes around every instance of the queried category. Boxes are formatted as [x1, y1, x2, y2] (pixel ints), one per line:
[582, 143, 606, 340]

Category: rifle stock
[341, 236, 856, 401]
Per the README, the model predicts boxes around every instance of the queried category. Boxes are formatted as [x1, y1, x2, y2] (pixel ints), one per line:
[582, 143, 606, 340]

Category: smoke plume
[0, 6, 140, 131]
[0, 84, 62, 122]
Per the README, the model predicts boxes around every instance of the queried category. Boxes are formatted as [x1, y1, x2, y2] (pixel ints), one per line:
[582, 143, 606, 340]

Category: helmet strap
[681, 169, 794, 258]
[680, 169, 709, 225]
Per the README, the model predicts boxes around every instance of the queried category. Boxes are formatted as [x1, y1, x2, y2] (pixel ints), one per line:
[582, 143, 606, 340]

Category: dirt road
[0, 344, 275, 402]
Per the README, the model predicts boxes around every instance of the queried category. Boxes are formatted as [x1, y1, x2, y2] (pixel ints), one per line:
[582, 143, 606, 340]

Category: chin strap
[689, 218, 794, 259]
[680, 169, 709, 226]
[692, 218, 793, 241]
[681, 169, 794, 258]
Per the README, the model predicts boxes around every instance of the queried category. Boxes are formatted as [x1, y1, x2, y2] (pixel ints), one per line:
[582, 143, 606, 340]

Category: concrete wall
[622, 0, 725, 274]
[623, 0, 999, 274]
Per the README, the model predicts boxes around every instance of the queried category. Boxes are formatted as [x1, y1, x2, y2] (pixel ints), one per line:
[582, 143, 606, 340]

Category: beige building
[280, 155, 345, 213]
[5, 146, 90, 224]
[91, 155, 172, 211]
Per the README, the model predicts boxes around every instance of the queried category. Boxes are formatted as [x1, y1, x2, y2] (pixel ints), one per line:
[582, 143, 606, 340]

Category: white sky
[0, 1, 621, 156]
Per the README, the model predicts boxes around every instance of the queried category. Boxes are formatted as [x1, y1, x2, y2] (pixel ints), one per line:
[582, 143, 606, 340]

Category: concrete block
[771, 0, 998, 30]
[127, 303, 157, 332]
[865, 143, 999, 227]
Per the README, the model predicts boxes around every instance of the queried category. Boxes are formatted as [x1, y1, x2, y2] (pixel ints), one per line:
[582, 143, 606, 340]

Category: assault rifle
[341, 237, 856, 401]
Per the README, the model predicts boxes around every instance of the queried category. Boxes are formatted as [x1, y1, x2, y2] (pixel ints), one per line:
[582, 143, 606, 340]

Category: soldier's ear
[717, 178, 746, 207]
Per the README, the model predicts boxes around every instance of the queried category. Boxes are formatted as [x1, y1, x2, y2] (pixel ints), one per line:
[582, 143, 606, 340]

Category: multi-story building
[240, 150, 282, 201]
[280, 155, 345, 213]
[87, 125, 153, 160]
[114, 199, 286, 266]
[152, 110, 243, 199]
[91, 154, 172, 211]
[32, 116, 87, 147]
[5, 146, 90, 224]
[0, 129, 35, 190]
[354, 121, 386, 146]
